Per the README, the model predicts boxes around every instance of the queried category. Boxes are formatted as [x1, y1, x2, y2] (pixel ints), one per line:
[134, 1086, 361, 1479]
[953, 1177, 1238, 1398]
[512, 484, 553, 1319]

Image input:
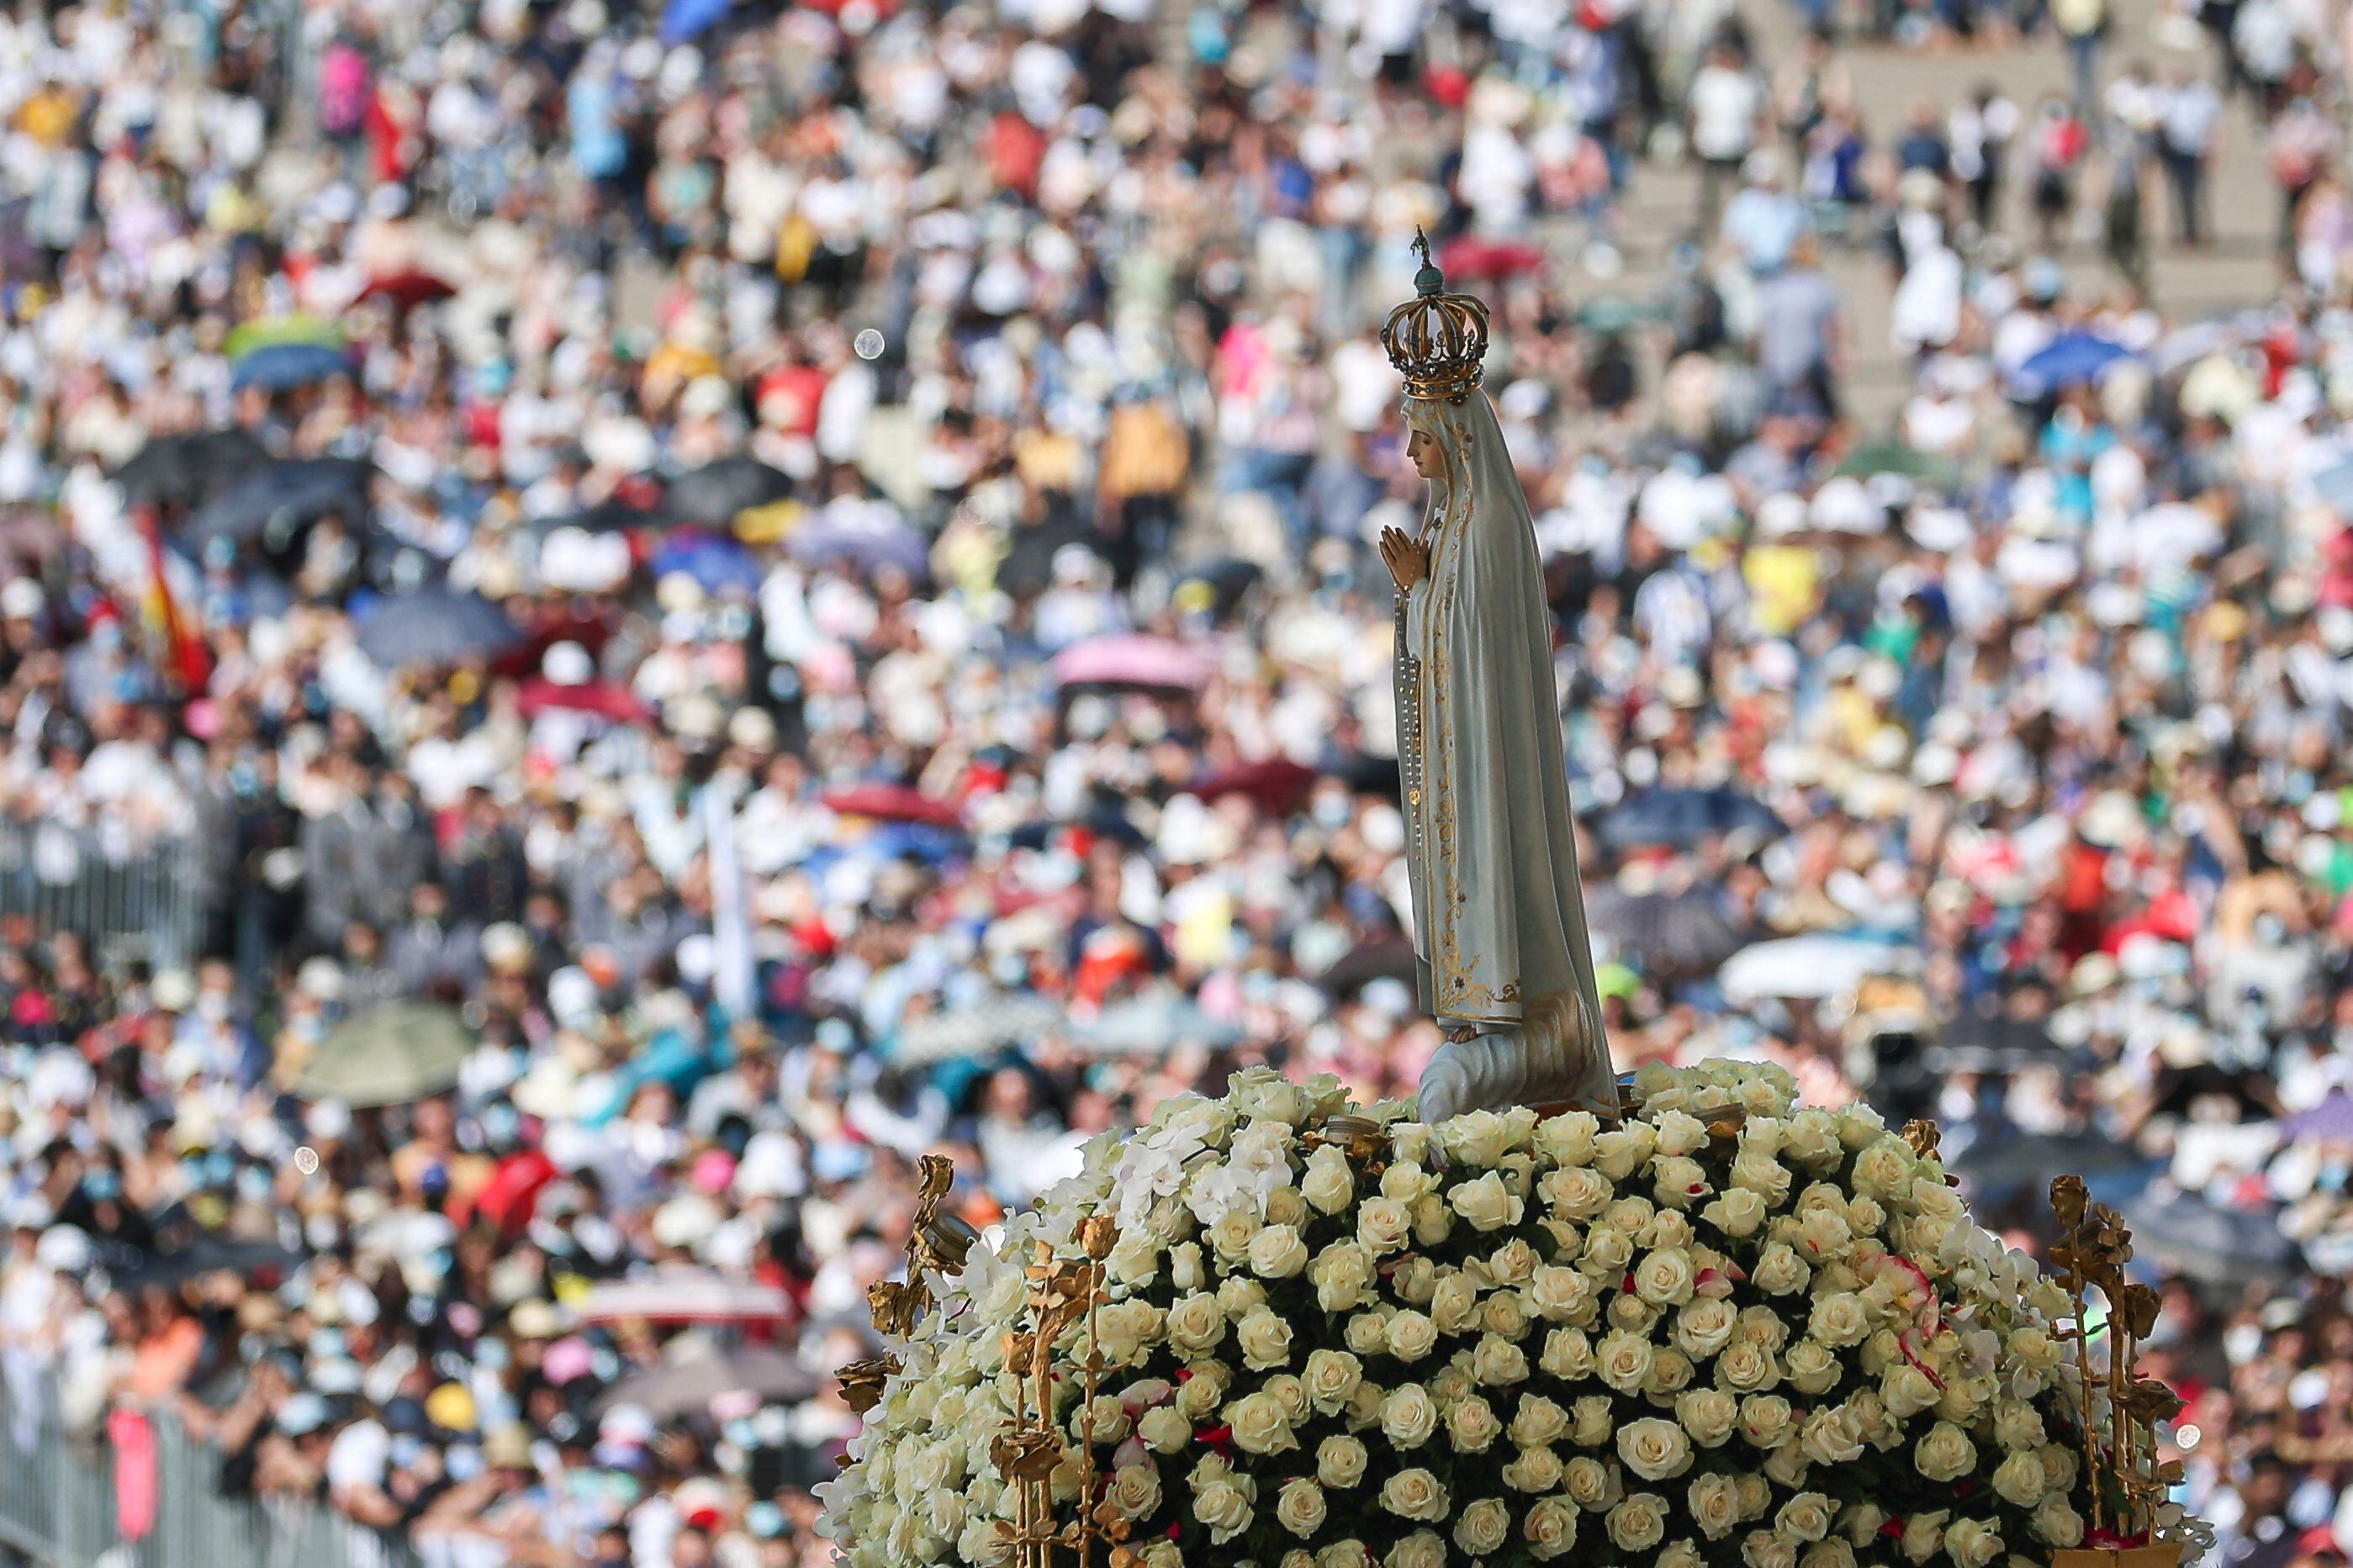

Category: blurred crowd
[1, 0, 2352, 1561]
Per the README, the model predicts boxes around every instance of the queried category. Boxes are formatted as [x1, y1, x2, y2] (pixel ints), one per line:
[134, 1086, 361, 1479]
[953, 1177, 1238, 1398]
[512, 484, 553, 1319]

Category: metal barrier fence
[0, 821, 205, 974]
[0, 1371, 392, 1568]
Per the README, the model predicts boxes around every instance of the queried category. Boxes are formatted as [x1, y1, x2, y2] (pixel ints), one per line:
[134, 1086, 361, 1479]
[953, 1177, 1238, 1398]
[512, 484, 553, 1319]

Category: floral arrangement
[817, 1061, 2192, 1568]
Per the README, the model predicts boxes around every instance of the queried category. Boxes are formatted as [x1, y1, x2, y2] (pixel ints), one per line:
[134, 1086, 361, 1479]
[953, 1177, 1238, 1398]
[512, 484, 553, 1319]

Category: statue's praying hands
[1379, 526, 1429, 594]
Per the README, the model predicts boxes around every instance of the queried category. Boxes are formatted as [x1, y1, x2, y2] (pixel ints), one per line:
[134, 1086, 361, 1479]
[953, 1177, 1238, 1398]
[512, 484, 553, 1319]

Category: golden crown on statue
[1381, 227, 1491, 404]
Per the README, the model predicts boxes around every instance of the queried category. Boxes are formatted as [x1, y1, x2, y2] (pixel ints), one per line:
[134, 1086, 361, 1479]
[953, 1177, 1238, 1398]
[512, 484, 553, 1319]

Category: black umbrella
[181, 459, 372, 550]
[2124, 1189, 2305, 1289]
[1316, 936, 1420, 996]
[666, 457, 792, 525]
[1585, 884, 1750, 971]
[1927, 1014, 2063, 1074]
[1338, 753, 1402, 799]
[1594, 787, 1783, 853]
[1951, 1132, 2160, 1208]
[356, 589, 525, 670]
[535, 496, 672, 535]
[114, 430, 271, 508]
[108, 1237, 302, 1291]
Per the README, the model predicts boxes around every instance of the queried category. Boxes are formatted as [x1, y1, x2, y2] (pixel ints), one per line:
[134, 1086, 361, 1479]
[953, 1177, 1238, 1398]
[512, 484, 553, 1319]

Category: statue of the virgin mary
[1378, 234, 1620, 1123]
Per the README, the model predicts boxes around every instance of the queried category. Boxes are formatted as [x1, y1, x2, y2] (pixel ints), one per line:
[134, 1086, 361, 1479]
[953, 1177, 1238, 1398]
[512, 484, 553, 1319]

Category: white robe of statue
[1393, 389, 1619, 1122]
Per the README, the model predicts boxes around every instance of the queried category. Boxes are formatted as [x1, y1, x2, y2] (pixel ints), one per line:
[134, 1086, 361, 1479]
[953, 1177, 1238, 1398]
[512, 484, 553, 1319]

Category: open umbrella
[1315, 936, 1420, 996]
[231, 342, 353, 393]
[1718, 932, 1905, 1003]
[652, 531, 764, 595]
[108, 1238, 302, 1291]
[1927, 1013, 2063, 1074]
[181, 459, 372, 549]
[1437, 235, 1547, 282]
[595, 1343, 817, 1419]
[659, 0, 735, 44]
[1834, 441, 1961, 488]
[1585, 884, 1750, 971]
[518, 678, 648, 725]
[360, 270, 458, 310]
[223, 315, 343, 359]
[2123, 1189, 2304, 1288]
[787, 514, 929, 576]
[1594, 786, 1782, 853]
[1949, 1132, 2161, 1208]
[1196, 758, 1318, 814]
[896, 992, 1065, 1066]
[579, 1270, 793, 1324]
[2284, 1088, 2353, 1142]
[535, 496, 671, 535]
[2012, 331, 2134, 398]
[291, 1001, 475, 1107]
[1075, 989, 1242, 1054]
[114, 430, 271, 508]
[1052, 634, 1214, 694]
[356, 588, 524, 669]
[668, 457, 792, 524]
[823, 782, 963, 828]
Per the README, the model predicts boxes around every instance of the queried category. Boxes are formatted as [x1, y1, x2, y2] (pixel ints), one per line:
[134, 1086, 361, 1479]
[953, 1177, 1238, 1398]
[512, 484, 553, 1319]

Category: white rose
[1488, 1238, 1539, 1286]
[1689, 1473, 1743, 1539]
[1715, 1341, 1780, 1393]
[1634, 1247, 1697, 1307]
[1654, 1155, 1711, 1209]
[1798, 1209, 1853, 1262]
[1676, 1388, 1738, 1447]
[1301, 1349, 1362, 1414]
[1452, 1497, 1510, 1555]
[1525, 1497, 1581, 1560]
[1502, 1444, 1567, 1491]
[1196, 1473, 1256, 1544]
[1652, 1108, 1710, 1156]
[1528, 1266, 1594, 1323]
[1646, 1346, 1696, 1396]
[1319, 1433, 1370, 1487]
[1319, 1544, 1372, 1568]
[1703, 1188, 1769, 1238]
[1799, 1406, 1864, 1466]
[1439, 1107, 1515, 1166]
[1237, 1307, 1294, 1370]
[1410, 1195, 1452, 1248]
[1541, 1327, 1596, 1379]
[2032, 1497, 2086, 1547]
[1785, 1339, 1840, 1395]
[1618, 1418, 1695, 1481]
[1736, 1473, 1772, 1522]
[1731, 1151, 1794, 1206]
[1739, 1394, 1795, 1448]
[1430, 1270, 1481, 1333]
[1991, 1449, 2048, 1507]
[1594, 1125, 1658, 1180]
[1993, 1400, 2047, 1451]
[1663, 1539, 1706, 1568]
[1850, 1138, 1914, 1198]
[1541, 1165, 1614, 1220]
[1249, 1224, 1311, 1280]
[1139, 1406, 1192, 1452]
[1801, 1540, 1857, 1568]
[1651, 1210, 1696, 1250]
[1570, 1395, 1615, 1447]
[1900, 1511, 1948, 1564]
[1584, 1227, 1635, 1272]
[1277, 1478, 1328, 1537]
[1110, 1465, 1161, 1518]
[1775, 1491, 1833, 1543]
[1107, 1230, 1161, 1287]
[1881, 1364, 1940, 1418]
[1596, 1329, 1654, 1392]
[1914, 1421, 1975, 1482]
[1344, 1310, 1389, 1356]
[1510, 1395, 1569, 1448]
[1166, 1293, 1227, 1356]
[1762, 1445, 1811, 1488]
[1782, 1110, 1841, 1166]
[1536, 1110, 1600, 1166]
[1358, 1197, 1412, 1254]
[1484, 1290, 1533, 1339]
[1169, 1243, 1206, 1291]
[1449, 1169, 1522, 1231]
[1563, 1456, 1614, 1509]
[1847, 1196, 1885, 1235]
[1311, 1241, 1377, 1312]
[1381, 1160, 1438, 1202]
[1472, 1333, 1531, 1386]
[1378, 1467, 1449, 1523]
[1217, 1276, 1268, 1317]
[1207, 1208, 1257, 1265]
[1388, 1122, 1432, 1164]
[1381, 1383, 1438, 1447]
[1753, 1243, 1811, 1296]
[1267, 1374, 1311, 1423]
[1944, 1518, 2003, 1568]
[1447, 1394, 1504, 1453]
[1229, 1391, 1298, 1455]
[1608, 1491, 1669, 1551]
[1675, 1298, 1739, 1359]
[1176, 1364, 1229, 1418]
[1303, 1145, 1356, 1214]
[1093, 1301, 1166, 1367]
[1744, 1530, 1799, 1568]
[1385, 1529, 1446, 1568]
[1606, 1196, 1656, 1235]
[1385, 1310, 1438, 1363]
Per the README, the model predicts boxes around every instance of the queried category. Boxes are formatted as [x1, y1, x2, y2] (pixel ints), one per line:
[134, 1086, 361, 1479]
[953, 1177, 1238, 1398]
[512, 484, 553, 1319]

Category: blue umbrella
[788, 515, 929, 576]
[355, 587, 523, 668]
[660, 0, 732, 45]
[652, 531, 763, 594]
[2012, 331, 2134, 397]
[1594, 786, 1783, 852]
[230, 342, 353, 393]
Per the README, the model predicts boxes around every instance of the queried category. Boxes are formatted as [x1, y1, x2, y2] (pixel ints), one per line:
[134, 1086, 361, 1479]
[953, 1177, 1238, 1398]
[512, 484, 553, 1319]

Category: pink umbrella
[1436, 236, 1546, 282]
[1051, 634, 1214, 693]
[822, 782, 964, 828]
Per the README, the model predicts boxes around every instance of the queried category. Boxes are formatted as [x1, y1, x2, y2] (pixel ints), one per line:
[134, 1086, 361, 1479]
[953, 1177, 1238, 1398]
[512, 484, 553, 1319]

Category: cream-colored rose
[1358, 1196, 1412, 1254]
[1584, 1227, 1635, 1272]
[1744, 1532, 1799, 1568]
[1675, 1298, 1739, 1359]
[1661, 1539, 1706, 1568]
[1107, 1230, 1161, 1288]
[1139, 1405, 1191, 1452]
[1510, 1395, 1569, 1448]
[1801, 1539, 1857, 1568]
[1430, 1270, 1480, 1333]
[2007, 1324, 2061, 1371]
[1715, 1341, 1781, 1393]
[1379, 1467, 1448, 1523]
[1093, 1301, 1166, 1367]
[1753, 1243, 1811, 1296]
[1594, 1328, 1654, 1391]
[1782, 1110, 1841, 1166]
[1410, 1194, 1453, 1248]
[1654, 1155, 1711, 1209]
[1880, 1363, 1940, 1418]
[1218, 1275, 1268, 1317]
[1799, 1406, 1864, 1466]
[1196, 1474, 1256, 1544]
[1836, 1503, 1885, 1547]
[1739, 1394, 1795, 1449]
[1536, 1109, 1600, 1166]
[1439, 1107, 1515, 1166]
[1608, 1491, 1669, 1551]
[1541, 1165, 1614, 1220]
[1276, 1478, 1327, 1537]
[1634, 1247, 1697, 1307]
[2032, 1497, 2086, 1547]
[1731, 1150, 1794, 1206]
[1618, 1418, 1694, 1481]
[1387, 1529, 1446, 1568]
[1944, 1518, 2002, 1568]
[1785, 1339, 1840, 1395]
[1318, 1544, 1372, 1568]
[1846, 1196, 1885, 1235]
[1267, 1374, 1311, 1423]
[1646, 1347, 1696, 1396]
[1380, 1382, 1437, 1447]
[1228, 1391, 1298, 1455]
[1380, 1159, 1439, 1203]
[1735, 1473, 1772, 1522]
[1444, 1496, 1507, 1556]
[1993, 1399, 2047, 1450]
[1570, 1394, 1615, 1447]
[1502, 1443, 1566, 1491]
[1311, 1241, 1376, 1313]
[1303, 1145, 1356, 1215]
[1166, 1293, 1227, 1356]
[1605, 1196, 1655, 1235]
[1266, 1185, 1309, 1229]
[1761, 1444, 1811, 1488]
[1448, 1393, 1504, 1453]
[1676, 1387, 1738, 1447]
[1775, 1491, 1833, 1543]
[1390, 1254, 1436, 1306]
[1991, 1449, 2048, 1507]
[1900, 1510, 1948, 1564]
[1207, 1207, 1257, 1265]
[1169, 1243, 1206, 1291]
[1295, 1349, 1359, 1415]
[1237, 1307, 1294, 1371]
[1913, 1421, 1975, 1482]
[1344, 1309, 1389, 1356]
[1689, 1473, 1743, 1539]
[1473, 1333, 1531, 1386]
[1525, 1496, 1580, 1560]
[1449, 1169, 1521, 1232]
[1307, 1434, 1365, 1491]
[1384, 1309, 1438, 1363]
[1388, 1122, 1432, 1164]
[1483, 1290, 1532, 1340]
[1541, 1326, 1596, 1380]
[1564, 1456, 1615, 1509]
[1702, 1188, 1769, 1239]
[1528, 1265, 1594, 1323]
[1594, 1124, 1658, 1180]
[1796, 1208, 1853, 1263]
[1109, 1464, 1161, 1519]
[1849, 1138, 1913, 1198]
[1488, 1237, 1538, 1285]
[1251, 1224, 1311, 1280]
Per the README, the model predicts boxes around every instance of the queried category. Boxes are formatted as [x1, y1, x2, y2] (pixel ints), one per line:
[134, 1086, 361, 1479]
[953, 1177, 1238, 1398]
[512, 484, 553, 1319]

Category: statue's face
[1406, 425, 1444, 479]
